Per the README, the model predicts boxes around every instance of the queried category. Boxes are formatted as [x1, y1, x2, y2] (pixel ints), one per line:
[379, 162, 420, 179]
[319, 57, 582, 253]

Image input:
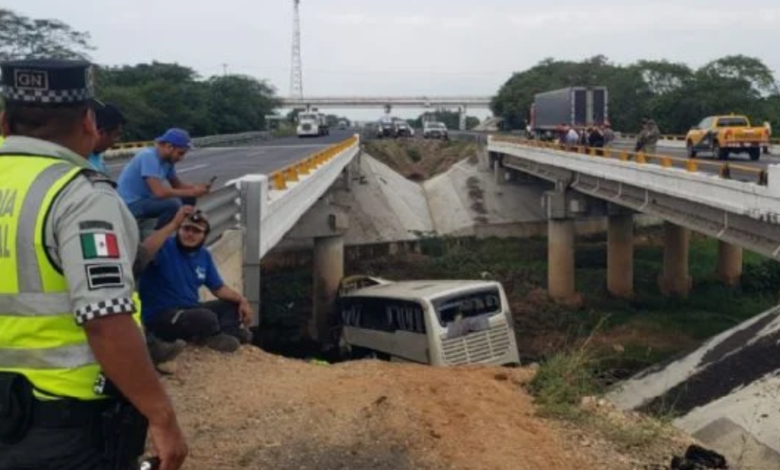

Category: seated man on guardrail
[138, 211, 254, 353]
[117, 127, 211, 231]
[88, 103, 126, 173]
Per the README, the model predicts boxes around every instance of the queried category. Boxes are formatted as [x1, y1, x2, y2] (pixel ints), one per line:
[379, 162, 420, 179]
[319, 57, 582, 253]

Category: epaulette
[82, 168, 117, 188]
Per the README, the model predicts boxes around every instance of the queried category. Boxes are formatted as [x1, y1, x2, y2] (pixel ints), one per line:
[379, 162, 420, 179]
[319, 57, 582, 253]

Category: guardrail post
[239, 175, 267, 328]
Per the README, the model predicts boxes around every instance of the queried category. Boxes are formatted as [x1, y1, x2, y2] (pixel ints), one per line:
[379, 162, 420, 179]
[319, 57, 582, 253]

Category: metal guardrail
[200, 186, 241, 246]
[492, 135, 769, 185]
[267, 136, 358, 191]
[198, 135, 359, 246]
[110, 131, 271, 151]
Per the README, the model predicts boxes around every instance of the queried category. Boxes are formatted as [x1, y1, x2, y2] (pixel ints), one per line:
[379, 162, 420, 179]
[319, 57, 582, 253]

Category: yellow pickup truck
[685, 115, 768, 161]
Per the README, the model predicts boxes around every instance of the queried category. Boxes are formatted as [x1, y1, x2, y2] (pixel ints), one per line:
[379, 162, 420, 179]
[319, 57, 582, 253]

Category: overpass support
[459, 105, 467, 131]
[658, 222, 692, 297]
[544, 190, 576, 299]
[607, 207, 634, 298]
[717, 241, 742, 287]
[312, 234, 344, 343]
[284, 194, 349, 344]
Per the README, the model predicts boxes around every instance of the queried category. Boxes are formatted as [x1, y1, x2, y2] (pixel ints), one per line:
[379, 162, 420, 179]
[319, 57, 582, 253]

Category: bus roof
[342, 279, 501, 300]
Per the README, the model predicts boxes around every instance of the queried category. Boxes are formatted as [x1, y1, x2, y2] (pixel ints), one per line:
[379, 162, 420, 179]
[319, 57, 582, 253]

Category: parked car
[423, 121, 449, 140]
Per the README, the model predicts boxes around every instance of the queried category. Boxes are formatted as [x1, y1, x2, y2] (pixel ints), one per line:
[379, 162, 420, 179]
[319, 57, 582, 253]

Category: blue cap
[155, 128, 192, 148]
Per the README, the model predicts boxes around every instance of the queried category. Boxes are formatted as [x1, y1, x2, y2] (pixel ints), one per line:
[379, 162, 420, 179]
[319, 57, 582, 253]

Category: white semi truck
[297, 112, 330, 138]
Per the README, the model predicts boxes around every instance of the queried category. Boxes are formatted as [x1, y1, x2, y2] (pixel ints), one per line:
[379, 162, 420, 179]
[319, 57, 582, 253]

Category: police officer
[0, 59, 187, 470]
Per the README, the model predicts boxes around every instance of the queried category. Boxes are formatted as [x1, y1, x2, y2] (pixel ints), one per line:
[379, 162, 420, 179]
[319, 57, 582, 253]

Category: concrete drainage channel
[607, 304, 780, 469]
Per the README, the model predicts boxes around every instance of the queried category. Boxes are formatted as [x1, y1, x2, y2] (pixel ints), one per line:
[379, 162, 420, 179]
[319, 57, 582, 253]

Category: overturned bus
[332, 276, 520, 367]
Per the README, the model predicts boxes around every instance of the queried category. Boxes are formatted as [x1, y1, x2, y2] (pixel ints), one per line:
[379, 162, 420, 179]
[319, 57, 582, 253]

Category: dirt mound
[162, 347, 602, 470]
[363, 139, 480, 180]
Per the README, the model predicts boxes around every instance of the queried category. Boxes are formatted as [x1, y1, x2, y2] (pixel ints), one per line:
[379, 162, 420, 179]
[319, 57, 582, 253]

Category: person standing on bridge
[0, 58, 187, 470]
[87, 103, 127, 174]
[117, 127, 211, 229]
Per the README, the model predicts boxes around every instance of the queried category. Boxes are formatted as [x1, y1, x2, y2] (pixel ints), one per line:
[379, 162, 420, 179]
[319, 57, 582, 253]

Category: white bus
[334, 276, 520, 367]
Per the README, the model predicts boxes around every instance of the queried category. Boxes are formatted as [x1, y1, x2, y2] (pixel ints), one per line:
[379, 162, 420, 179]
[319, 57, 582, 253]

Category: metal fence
[110, 131, 271, 151]
[200, 185, 242, 246]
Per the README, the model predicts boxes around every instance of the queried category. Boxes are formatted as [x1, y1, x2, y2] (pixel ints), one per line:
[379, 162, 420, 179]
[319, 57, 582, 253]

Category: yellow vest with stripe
[0, 155, 141, 401]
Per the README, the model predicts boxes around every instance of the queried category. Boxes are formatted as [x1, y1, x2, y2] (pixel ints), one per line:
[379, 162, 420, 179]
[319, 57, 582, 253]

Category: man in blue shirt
[139, 211, 253, 352]
[117, 127, 211, 229]
[88, 103, 126, 173]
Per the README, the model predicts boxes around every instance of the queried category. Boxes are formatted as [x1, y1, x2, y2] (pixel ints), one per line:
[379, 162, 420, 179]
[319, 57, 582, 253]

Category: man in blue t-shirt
[117, 127, 211, 229]
[139, 211, 254, 352]
[88, 103, 126, 174]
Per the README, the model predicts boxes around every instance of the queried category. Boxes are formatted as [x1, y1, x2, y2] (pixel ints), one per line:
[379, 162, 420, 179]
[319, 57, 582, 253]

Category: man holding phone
[117, 128, 212, 229]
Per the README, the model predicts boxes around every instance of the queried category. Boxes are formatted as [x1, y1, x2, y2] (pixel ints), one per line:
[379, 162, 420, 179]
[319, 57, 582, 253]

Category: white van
[334, 276, 520, 366]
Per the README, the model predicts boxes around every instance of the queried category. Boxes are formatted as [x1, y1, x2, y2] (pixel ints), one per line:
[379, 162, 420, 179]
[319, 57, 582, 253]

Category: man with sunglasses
[138, 211, 254, 353]
[117, 127, 211, 230]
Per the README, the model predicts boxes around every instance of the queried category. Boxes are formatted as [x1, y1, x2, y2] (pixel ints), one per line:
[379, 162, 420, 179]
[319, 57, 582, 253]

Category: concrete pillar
[548, 218, 575, 299]
[658, 222, 692, 297]
[459, 105, 467, 131]
[494, 162, 506, 184]
[717, 241, 742, 287]
[310, 235, 344, 344]
[607, 213, 634, 297]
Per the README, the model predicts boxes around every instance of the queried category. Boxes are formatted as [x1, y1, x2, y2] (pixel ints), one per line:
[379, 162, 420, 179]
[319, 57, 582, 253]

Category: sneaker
[204, 333, 240, 353]
[147, 334, 186, 364]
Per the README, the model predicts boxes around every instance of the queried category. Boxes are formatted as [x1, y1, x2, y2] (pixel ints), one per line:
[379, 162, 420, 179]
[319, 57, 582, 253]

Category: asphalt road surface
[106, 130, 355, 189]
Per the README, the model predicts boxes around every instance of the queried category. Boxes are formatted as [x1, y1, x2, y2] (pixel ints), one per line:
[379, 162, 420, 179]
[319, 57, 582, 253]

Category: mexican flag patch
[80, 233, 120, 259]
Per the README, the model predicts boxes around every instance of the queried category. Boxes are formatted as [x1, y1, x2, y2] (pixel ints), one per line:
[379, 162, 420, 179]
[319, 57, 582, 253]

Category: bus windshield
[431, 288, 502, 327]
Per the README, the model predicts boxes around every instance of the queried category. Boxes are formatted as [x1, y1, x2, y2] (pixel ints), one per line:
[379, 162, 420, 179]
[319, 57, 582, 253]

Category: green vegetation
[0, 8, 281, 141]
[491, 55, 780, 134]
[261, 227, 778, 373]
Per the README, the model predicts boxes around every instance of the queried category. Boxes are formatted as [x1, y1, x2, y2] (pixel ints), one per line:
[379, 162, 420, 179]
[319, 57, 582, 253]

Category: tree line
[4, 8, 779, 139]
[1, 8, 281, 142]
[491, 54, 780, 135]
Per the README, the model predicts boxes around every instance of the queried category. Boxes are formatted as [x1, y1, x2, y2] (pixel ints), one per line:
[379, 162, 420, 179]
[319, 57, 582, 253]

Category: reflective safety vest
[0, 155, 140, 401]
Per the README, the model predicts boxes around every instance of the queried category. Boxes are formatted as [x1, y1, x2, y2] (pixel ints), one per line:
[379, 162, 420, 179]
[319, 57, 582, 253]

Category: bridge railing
[491, 135, 769, 185]
[200, 135, 360, 249]
[109, 131, 272, 152]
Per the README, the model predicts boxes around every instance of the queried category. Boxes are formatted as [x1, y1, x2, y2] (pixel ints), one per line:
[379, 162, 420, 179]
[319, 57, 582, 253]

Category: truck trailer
[529, 86, 608, 139]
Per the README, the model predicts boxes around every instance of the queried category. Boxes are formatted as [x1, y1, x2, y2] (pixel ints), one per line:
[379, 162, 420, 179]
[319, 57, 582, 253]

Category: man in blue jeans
[117, 127, 211, 228]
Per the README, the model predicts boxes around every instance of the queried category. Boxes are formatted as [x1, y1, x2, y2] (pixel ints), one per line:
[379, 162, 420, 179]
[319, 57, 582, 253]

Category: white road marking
[176, 163, 209, 174]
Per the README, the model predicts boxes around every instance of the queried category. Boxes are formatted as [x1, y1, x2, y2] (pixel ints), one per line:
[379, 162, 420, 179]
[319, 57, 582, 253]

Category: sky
[8, 0, 780, 120]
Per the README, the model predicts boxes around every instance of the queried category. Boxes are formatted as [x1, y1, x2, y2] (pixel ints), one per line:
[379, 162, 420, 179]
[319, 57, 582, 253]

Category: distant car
[338, 120, 348, 130]
[376, 121, 396, 139]
[423, 122, 448, 140]
[394, 122, 413, 138]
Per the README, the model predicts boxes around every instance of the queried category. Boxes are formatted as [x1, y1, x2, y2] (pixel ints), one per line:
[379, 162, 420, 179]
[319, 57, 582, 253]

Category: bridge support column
[459, 105, 467, 131]
[548, 219, 575, 300]
[311, 235, 344, 344]
[717, 241, 742, 287]
[607, 211, 634, 298]
[658, 222, 692, 297]
[544, 189, 578, 300]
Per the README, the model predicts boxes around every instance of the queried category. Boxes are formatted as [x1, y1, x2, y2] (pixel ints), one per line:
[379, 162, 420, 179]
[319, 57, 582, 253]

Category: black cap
[0, 58, 99, 107]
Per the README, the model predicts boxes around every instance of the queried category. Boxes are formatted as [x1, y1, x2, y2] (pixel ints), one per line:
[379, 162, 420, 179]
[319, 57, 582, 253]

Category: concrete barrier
[199, 229, 243, 302]
[607, 305, 780, 470]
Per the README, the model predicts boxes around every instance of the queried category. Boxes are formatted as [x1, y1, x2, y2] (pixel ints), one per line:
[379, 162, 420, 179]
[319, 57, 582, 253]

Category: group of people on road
[0, 57, 253, 470]
[552, 123, 616, 152]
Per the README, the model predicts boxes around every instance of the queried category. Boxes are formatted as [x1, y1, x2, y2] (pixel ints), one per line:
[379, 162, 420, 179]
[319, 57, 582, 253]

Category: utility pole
[221, 63, 228, 76]
[289, 0, 304, 99]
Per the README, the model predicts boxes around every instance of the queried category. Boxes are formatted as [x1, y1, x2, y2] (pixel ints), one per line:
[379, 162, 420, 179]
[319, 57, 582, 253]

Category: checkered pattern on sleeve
[1, 85, 91, 104]
[74, 297, 136, 325]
